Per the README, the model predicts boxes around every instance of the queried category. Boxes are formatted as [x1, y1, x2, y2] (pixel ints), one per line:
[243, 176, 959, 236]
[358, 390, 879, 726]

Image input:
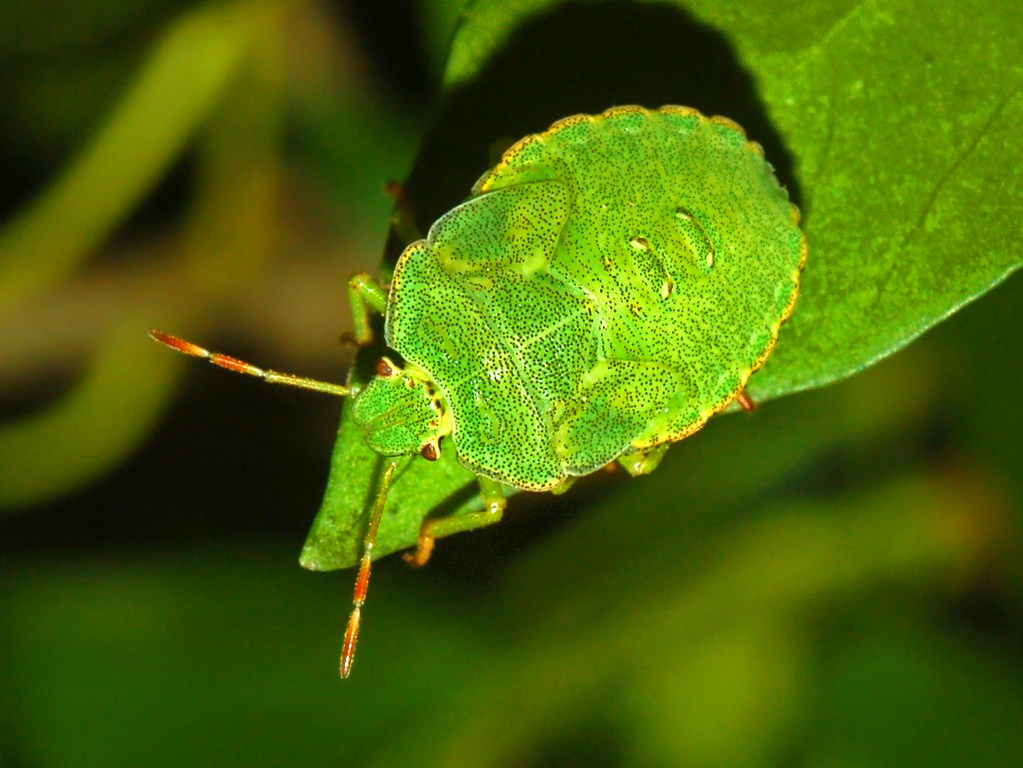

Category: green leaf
[746, 0, 1023, 399]
[302, 0, 1022, 570]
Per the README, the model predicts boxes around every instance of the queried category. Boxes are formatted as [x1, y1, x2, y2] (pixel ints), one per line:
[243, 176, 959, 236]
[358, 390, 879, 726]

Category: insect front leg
[617, 443, 670, 477]
[402, 475, 506, 567]
[345, 273, 390, 345]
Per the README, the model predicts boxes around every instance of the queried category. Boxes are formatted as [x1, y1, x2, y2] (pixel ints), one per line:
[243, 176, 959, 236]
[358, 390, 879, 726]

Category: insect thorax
[351, 358, 450, 459]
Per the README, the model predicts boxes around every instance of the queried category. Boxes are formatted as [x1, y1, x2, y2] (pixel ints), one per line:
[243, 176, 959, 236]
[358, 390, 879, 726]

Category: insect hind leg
[402, 475, 506, 567]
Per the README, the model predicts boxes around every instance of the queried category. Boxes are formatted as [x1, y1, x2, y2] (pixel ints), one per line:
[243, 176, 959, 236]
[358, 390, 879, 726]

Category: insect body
[152, 105, 806, 677]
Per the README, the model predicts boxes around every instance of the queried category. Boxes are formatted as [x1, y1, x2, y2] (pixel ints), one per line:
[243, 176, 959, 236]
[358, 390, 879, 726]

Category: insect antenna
[148, 330, 350, 397]
[341, 456, 401, 678]
[150, 329, 401, 678]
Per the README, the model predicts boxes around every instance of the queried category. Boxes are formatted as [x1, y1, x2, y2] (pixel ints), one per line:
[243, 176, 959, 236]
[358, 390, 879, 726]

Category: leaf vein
[902, 81, 1023, 251]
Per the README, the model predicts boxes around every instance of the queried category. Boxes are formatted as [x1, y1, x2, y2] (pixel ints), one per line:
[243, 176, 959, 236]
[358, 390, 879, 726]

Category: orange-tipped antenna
[341, 457, 401, 678]
[149, 330, 350, 397]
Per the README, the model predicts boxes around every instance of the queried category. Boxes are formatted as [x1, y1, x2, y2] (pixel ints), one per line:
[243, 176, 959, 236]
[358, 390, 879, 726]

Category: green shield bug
[151, 105, 806, 677]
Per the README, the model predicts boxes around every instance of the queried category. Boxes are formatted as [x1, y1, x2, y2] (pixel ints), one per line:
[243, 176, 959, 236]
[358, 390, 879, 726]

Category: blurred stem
[184, 9, 286, 296]
[0, 0, 278, 314]
[0, 250, 352, 392]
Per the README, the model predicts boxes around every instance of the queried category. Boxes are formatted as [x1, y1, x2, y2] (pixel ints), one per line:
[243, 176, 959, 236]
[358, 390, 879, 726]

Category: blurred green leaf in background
[1, 0, 1021, 767]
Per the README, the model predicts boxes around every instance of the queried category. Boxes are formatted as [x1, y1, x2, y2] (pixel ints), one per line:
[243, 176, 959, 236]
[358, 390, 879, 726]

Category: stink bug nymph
[152, 105, 806, 677]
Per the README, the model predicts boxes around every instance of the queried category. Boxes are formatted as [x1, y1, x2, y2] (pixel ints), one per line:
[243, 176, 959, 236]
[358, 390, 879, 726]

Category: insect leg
[401, 476, 506, 567]
[617, 444, 670, 477]
[735, 389, 757, 412]
[384, 180, 423, 246]
[345, 273, 389, 345]
[551, 476, 578, 495]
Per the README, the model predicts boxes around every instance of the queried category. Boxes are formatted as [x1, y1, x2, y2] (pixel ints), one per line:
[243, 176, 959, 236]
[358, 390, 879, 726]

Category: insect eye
[420, 442, 439, 461]
[376, 358, 397, 378]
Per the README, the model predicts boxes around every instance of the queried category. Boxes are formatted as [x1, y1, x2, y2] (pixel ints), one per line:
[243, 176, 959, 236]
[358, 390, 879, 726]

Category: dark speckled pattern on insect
[384, 106, 805, 491]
